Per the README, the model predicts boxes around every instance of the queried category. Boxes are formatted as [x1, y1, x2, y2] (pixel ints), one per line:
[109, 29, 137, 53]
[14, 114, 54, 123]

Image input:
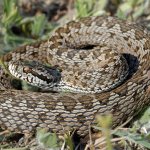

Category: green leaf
[64, 133, 74, 150]
[114, 129, 150, 149]
[116, 3, 132, 19]
[75, 0, 96, 17]
[139, 107, 150, 124]
[36, 128, 59, 149]
[2, 0, 22, 28]
[31, 14, 47, 38]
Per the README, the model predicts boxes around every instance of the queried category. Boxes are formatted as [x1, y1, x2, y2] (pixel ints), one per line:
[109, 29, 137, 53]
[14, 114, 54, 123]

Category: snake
[0, 16, 150, 136]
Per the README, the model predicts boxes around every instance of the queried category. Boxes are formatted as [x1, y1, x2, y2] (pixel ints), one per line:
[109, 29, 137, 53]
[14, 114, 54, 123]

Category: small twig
[94, 136, 125, 149]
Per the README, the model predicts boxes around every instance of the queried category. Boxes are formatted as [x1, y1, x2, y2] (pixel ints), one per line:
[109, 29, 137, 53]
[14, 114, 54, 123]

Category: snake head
[8, 60, 61, 89]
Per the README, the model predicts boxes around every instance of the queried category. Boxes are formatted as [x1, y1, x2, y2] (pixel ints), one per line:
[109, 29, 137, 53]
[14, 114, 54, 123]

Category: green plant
[75, 0, 108, 17]
[1, 0, 55, 52]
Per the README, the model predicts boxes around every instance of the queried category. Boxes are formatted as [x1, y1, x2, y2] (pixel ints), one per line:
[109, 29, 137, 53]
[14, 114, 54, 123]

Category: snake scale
[0, 16, 150, 136]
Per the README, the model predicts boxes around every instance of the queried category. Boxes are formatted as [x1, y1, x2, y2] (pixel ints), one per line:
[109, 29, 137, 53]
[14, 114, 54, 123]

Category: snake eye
[23, 67, 32, 73]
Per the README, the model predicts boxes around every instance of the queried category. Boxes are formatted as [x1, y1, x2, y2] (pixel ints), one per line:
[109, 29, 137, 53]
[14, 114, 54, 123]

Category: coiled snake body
[0, 16, 150, 136]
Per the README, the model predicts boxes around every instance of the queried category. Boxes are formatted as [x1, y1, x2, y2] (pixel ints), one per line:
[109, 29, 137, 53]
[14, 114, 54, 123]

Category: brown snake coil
[0, 16, 150, 136]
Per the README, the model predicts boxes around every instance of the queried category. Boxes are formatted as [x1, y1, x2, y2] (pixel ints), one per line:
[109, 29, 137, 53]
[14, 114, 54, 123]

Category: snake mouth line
[78, 45, 96, 50]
